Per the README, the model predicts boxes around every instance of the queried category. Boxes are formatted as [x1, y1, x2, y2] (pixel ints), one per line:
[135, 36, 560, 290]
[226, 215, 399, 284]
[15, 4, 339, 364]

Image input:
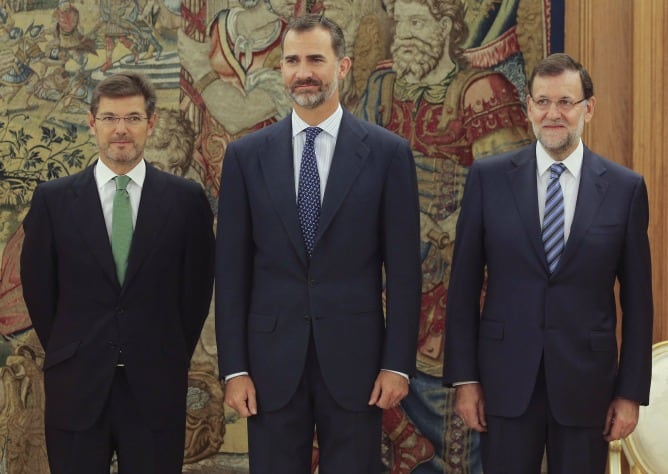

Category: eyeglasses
[95, 115, 149, 127]
[530, 97, 587, 112]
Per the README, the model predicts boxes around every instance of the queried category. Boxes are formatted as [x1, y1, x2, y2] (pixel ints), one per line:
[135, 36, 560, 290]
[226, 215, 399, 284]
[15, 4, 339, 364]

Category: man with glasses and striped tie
[443, 53, 653, 474]
[21, 72, 215, 473]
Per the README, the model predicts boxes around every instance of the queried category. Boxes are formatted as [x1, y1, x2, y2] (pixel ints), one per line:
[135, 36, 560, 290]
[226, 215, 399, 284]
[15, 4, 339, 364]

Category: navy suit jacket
[215, 109, 422, 412]
[21, 163, 215, 431]
[443, 143, 653, 427]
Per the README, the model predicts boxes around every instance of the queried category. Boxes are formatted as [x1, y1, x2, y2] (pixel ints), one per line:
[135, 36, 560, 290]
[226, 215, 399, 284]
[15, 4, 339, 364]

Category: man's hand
[224, 375, 257, 417]
[603, 397, 639, 441]
[368, 370, 409, 409]
[454, 383, 487, 432]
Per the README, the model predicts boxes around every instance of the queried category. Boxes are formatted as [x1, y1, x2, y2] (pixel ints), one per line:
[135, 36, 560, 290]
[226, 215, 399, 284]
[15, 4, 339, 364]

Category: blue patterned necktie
[298, 127, 323, 258]
[112, 175, 133, 284]
[543, 163, 566, 274]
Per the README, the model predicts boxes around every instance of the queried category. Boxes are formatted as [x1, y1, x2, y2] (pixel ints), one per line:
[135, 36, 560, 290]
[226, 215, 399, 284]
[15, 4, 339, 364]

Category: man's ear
[87, 112, 96, 134]
[338, 56, 352, 80]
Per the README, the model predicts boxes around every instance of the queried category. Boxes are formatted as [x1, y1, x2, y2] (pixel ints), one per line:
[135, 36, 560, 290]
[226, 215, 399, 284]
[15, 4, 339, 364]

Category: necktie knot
[304, 127, 323, 145]
[550, 163, 566, 179]
[115, 175, 131, 191]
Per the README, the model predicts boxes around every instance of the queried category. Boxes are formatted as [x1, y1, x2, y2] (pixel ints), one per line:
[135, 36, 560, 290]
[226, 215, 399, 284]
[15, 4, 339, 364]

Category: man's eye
[557, 100, 571, 107]
[127, 116, 142, 123]
[536, 99, 550, 107]
[101, 117, 116, 123]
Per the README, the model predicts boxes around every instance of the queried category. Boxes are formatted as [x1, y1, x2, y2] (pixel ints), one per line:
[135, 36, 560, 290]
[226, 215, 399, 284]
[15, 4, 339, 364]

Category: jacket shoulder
[472, 142, 535, 171]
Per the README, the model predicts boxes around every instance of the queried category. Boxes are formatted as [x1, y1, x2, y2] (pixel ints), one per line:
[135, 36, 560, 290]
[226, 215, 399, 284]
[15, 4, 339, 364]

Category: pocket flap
[590, 330, 616, 351]
[43, 340, 81, 369]
[248, 313, 277, 333]
[479, 320, 504, 340]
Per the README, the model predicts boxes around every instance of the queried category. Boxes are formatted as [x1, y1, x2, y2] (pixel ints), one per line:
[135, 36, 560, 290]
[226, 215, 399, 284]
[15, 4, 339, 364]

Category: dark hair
[90, 72, 157, 118]
[281, 13, 346, 59]
[528, 53, 594, 99]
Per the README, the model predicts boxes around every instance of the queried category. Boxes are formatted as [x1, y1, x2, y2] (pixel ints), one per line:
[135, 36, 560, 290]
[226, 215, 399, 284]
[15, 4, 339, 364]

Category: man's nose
[295, 64, 313, 79]
[395, 20, 411, 38]
[545, 102, 563, 119]
[114, 118, 130, 131]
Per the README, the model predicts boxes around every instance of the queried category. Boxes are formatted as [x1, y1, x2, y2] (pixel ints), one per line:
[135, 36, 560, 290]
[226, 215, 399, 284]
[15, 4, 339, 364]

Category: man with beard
[444, 53, 653, 473]
[21, 73, 215, 473]
[216, 14, 421, 474]
[357, 0, 531, 471]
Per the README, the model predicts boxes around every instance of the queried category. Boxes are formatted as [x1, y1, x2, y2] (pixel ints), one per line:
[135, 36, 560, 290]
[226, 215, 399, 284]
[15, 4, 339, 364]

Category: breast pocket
[587, 223, 622, 235]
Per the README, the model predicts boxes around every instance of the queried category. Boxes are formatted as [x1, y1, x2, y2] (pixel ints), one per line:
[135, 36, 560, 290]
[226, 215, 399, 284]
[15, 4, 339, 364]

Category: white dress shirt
[536, 140, 583, 242]
[291, 104, 342, 202]
[94, 159, 146, 240]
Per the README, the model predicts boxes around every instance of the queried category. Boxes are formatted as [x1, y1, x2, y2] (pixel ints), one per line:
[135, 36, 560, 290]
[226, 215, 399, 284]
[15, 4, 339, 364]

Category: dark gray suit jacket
[216, 109, 422, 412]
[21, 163, 215, 431]
[443, 143, 653, 427]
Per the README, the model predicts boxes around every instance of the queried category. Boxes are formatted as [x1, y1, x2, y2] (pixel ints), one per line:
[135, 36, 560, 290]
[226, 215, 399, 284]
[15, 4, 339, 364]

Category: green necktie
[111, 175, 133, 284]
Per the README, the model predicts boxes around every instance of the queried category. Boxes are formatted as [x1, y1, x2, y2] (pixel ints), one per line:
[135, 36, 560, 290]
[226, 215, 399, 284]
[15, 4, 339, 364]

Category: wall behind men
[0, 0, 551, 472]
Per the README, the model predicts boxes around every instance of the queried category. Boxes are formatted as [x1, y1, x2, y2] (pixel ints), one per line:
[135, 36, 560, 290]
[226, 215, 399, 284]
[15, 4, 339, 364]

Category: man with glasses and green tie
[20, 72, 215, 474]
[443, 53, 653, 473]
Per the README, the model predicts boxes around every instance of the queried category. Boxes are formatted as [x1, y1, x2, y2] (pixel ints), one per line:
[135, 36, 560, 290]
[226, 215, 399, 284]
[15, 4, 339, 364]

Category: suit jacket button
[308, 279, 318, 287]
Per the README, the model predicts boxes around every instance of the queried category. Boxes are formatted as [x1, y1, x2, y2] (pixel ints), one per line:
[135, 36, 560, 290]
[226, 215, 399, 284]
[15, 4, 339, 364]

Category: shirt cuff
[382, 369, 409, 383]
[224, 371, 248, 382]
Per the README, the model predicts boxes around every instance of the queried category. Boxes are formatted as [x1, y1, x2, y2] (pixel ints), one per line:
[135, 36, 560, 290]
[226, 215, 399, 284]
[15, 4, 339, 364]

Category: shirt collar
[291, 104, 343, 140]
[536, 139, 584, 178]
[95, 158, 147, 190]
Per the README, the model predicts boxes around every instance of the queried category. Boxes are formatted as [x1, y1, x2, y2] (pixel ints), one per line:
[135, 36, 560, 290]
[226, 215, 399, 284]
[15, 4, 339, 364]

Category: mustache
[291, 78, 323, 89]
[392, 38, 440, 57]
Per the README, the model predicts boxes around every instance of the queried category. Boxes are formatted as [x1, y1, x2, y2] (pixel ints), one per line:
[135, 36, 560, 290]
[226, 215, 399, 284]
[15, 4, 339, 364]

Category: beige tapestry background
[0, 0, 549, 472]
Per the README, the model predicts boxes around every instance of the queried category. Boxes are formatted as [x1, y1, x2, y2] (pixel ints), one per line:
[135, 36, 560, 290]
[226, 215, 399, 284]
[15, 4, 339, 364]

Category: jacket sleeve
[215, 144, 254, 378]
[615, 176, 653, 404]
[380, 140, 422, 376]
[179, 185, 215, 358]
[442, 162, 486, 386]
[20, 185, 58, 349]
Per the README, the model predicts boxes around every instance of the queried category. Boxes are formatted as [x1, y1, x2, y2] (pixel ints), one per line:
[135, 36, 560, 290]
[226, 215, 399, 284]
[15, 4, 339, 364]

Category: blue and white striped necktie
[543, 163, 566, 274]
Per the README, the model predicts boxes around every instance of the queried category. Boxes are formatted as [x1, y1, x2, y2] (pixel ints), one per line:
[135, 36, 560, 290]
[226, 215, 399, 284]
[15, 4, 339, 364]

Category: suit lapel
[507, 145, 546, 267]
[259, 112, 368, 262]
[258, 117, 308, 264]
[123, 164, 171, 290]
[316, 111, 367, 243]
[555, 149, 608, 272]
[69, 164, 119, 288]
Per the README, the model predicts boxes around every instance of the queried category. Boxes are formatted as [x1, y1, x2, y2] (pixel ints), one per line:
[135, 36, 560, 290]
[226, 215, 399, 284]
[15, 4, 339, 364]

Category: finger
[247, 391, 258, 416]
[602, 409, 614, 436]
[477, 400, 487, 429]
[368, 380, 381, 406]
[375, 388, 393, 409]
[468, 419, 487, 433]
[233, 396, 253, 418]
